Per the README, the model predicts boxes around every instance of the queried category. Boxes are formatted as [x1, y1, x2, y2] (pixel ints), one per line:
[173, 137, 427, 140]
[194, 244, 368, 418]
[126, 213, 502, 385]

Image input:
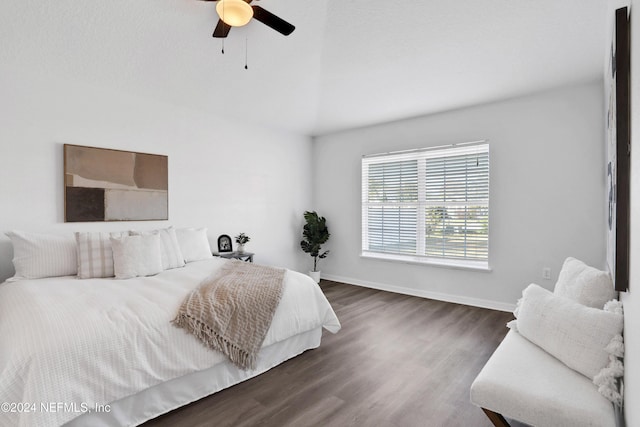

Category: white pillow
[6, 230, 77, 280]
[593, 300, 625, 404]
[516, 283, 623, 380]
[76, 231, 129, 279]
[174, 228, 212, 262]
[110, 234, 163, 279]
[554, 257, 615, 309]
[131, 227, 185, 270]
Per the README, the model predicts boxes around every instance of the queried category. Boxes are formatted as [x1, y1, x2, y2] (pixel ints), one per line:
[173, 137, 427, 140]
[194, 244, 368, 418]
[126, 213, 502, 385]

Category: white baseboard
[321, 273, 516, 312]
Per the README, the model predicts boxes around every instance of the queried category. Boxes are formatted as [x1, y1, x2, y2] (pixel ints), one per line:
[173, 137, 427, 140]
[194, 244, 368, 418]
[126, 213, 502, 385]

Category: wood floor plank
[143, 280, 512, 427]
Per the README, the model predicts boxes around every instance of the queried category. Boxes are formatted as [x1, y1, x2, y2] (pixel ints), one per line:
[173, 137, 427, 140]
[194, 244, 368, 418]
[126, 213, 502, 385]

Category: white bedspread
[0, 258, 340, 427]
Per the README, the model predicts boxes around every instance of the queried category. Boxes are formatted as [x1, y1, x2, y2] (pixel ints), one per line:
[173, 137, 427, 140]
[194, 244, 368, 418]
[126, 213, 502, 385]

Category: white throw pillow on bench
[516, 283, 623, 380]
[554, 257, 615, 309]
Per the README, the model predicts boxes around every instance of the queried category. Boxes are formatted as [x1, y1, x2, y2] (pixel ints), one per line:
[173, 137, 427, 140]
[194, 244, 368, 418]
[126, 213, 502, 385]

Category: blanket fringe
[173, 313, 256, 370]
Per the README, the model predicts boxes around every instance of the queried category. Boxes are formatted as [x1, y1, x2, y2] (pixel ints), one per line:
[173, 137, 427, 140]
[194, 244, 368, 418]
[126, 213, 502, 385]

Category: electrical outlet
[542, 267, 551, 280]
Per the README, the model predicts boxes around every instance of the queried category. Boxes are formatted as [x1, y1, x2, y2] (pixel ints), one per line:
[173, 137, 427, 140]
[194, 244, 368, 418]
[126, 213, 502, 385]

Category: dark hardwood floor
[144, 280, 513, 427]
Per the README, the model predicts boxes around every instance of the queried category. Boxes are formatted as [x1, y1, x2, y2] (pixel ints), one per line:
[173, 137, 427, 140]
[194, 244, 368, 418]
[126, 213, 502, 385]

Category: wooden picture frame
[606, 7, 631, 292]
[64, 144, 168, 222]
[217, 234, 233, 253]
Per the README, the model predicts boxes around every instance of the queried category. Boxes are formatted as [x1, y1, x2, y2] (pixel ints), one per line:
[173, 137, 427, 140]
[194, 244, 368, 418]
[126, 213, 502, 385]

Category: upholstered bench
[470, 330, 616, 427]
[471, 257, 623, 427]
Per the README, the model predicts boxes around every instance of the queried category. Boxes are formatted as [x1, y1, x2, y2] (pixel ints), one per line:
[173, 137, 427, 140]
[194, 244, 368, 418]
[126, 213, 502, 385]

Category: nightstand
[213, 251, 254, 262]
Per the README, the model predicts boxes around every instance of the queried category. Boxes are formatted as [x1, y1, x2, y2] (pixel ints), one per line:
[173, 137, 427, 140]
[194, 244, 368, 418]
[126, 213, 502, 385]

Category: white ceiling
[0, 0, 609, 136]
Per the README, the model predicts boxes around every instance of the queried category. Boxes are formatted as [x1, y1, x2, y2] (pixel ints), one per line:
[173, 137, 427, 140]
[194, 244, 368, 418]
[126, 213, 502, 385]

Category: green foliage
[300, 211, 330, 272]
[235, 233, 250, 245]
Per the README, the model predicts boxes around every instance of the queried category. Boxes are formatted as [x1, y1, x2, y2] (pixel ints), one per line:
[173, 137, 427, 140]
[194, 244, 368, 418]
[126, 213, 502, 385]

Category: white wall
[0, 65, 313, 281]
[313, 82, 605, 310]
[619, 0, 639, 424]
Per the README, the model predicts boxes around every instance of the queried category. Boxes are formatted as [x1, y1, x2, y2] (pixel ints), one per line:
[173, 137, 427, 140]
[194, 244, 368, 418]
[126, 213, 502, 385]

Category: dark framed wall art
[217, 235, 233, 253]
[606, 7, 631, 292]
[64, 144, 168, 222]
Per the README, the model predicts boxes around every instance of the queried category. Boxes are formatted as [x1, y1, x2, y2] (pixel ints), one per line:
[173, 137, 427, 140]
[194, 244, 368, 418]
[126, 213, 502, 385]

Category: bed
[0, 257, 341, 427]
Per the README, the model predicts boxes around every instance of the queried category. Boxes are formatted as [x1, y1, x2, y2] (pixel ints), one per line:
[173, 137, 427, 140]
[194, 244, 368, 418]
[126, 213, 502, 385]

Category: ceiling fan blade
[212, 19, 231, 38]
[251, 5, 295, 36]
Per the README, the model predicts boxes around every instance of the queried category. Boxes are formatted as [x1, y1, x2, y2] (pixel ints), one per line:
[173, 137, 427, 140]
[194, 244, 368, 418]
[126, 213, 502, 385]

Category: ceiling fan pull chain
[244, 36, 248, 70]
[221, 2, 226, 53]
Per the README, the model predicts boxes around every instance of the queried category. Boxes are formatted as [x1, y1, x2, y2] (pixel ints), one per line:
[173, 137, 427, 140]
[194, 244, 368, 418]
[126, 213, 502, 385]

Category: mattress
[0, 258, 340, 427]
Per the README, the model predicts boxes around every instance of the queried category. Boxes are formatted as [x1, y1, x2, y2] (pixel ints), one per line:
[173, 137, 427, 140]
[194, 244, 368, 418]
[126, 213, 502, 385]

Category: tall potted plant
[300, 211, 330, 283]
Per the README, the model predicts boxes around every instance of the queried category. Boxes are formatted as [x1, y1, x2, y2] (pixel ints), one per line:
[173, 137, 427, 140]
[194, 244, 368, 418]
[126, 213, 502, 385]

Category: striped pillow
[76, 231, 129, 279]
[130, 227, 185, 270]
[6, 231, 77, 280]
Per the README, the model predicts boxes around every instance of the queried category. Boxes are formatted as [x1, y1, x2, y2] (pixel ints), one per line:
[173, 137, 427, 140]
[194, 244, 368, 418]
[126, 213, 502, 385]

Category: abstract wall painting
[605, 7, 630, 292]
[64, 144, 168, 222]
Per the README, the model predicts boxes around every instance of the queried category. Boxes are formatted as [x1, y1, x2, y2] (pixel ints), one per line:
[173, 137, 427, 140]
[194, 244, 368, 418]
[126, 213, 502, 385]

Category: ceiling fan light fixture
[216, 0, 253, 27]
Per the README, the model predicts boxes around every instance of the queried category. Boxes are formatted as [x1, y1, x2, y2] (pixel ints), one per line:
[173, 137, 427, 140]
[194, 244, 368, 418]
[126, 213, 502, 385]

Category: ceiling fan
[201, 0, 295, 38]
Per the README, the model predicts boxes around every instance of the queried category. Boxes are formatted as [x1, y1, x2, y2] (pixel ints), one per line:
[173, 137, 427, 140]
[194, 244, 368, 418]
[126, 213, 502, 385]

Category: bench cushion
[470, 330, 614, 427]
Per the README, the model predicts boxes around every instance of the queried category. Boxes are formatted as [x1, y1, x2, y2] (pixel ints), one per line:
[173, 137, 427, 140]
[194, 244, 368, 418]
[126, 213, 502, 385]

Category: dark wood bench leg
[481, 408, 511, 427]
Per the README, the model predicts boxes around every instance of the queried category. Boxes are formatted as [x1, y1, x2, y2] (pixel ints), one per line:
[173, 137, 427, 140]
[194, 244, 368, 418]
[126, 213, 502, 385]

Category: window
[361, 142, 489, 269]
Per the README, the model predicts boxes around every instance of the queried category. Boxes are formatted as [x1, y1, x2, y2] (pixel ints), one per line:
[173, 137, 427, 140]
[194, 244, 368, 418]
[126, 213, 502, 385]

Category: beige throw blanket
[173, 260, 285, 370]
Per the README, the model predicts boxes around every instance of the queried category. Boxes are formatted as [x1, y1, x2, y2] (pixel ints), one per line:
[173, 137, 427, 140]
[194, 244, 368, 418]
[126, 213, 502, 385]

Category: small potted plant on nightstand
[235, 233, 250, 253]
[300, 211, 330, 283]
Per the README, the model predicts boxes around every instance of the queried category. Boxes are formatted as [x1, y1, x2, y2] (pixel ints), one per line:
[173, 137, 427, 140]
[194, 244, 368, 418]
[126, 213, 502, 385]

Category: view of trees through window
[362, 144, 489, 264]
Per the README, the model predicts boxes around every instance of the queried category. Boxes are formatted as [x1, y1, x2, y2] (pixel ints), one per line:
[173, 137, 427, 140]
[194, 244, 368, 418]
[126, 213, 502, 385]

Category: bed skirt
[64, 328, 322, 427]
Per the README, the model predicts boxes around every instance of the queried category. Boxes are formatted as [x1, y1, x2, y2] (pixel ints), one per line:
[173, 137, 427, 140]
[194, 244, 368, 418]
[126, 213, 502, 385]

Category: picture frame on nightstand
[217, 234, 233, 253]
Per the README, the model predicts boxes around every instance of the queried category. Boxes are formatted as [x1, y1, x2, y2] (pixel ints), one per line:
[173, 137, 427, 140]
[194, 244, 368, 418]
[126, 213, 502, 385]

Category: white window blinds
[362, 142, 489, 268]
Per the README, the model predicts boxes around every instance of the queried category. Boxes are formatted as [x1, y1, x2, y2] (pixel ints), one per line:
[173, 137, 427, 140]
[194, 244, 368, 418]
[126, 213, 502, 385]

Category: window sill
[360, 252, 492, 272]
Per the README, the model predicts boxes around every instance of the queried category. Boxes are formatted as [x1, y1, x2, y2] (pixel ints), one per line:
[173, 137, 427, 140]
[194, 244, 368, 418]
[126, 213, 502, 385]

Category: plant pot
[309, 271, 321, 283]
[237, 244, 245, 254]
